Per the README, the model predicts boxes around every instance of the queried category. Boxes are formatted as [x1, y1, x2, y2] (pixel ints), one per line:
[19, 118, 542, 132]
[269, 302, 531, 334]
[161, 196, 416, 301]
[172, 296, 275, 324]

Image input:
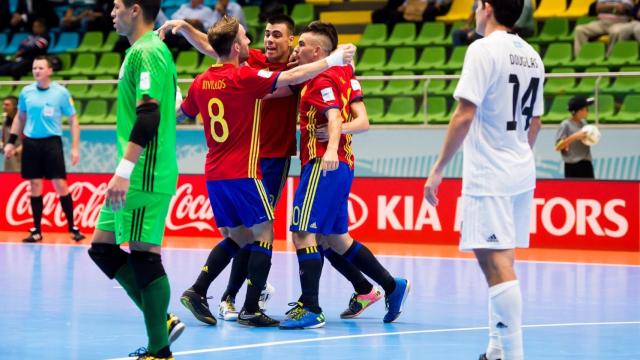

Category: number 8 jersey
[181, 63, 281, 180]
[454, 31, 545, 196]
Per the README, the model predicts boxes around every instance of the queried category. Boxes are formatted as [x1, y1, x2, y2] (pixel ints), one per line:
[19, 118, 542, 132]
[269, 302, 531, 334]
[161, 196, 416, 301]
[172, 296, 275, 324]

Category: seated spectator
[574, 0, 634, 57]
[372, 0, 451, 29]
[9, 0, 59, 32]
[60, 0, 113, 32]
[210, 0, 247, 31]
[0, 19, 50, 79]
[171, 0, 216, 32]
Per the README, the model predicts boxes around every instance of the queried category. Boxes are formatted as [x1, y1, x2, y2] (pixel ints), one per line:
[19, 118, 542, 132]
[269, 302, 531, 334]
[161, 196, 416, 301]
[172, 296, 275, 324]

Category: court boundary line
[2, 242, 638, 268]
[105, 321, 640, 360]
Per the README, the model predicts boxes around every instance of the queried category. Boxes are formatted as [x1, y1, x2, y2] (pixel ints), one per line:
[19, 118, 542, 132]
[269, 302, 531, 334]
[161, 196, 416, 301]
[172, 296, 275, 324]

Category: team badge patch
[321, 87, 335, 102]
[350, 79, 361, 91]
[140, 71, 150, 90]
[258, 69, 273, 78]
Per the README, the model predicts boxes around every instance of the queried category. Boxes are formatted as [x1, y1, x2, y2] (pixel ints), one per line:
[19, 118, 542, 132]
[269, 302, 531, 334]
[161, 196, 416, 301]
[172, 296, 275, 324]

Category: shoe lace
[347, 293, 360, 311]
[224, 296, 237, 312]
[285, 301, 304, 318]
[128, 347, 148, 357]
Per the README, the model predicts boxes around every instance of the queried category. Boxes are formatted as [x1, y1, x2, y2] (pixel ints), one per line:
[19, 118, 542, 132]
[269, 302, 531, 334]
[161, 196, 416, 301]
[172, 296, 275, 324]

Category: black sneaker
[167, 313, 185, 344]
[70, 226, 86, 241]
[478, 354, 501, 360]
[128, 345, 173, 359]
[180, 288, 217, 325]
[238, 308, 280, 327]
[22, 228, 42, 243]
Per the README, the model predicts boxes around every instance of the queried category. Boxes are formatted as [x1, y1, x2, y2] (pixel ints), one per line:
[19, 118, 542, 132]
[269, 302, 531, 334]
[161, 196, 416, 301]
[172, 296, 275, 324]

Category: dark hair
[207, 16, 240, 59]
[122, 0, 160, 23]
[4, 95, 18, 105]
[33, 55, 53, 68]
[266, 14, 295, 35]
[302, 21, 338, 52]
[481, 0, 523, 28]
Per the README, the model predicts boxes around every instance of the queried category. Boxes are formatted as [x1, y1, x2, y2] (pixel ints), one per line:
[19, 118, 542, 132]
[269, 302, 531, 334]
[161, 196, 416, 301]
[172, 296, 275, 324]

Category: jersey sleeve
[306, 75, 341, 115]
[60, 88, 76, 117]
[454, 42, 493, 106]
[128, 47, 168, 102]
[237, 66, 281, 99]
[180, 76, 200, 119]
[18, 89, 27, 113]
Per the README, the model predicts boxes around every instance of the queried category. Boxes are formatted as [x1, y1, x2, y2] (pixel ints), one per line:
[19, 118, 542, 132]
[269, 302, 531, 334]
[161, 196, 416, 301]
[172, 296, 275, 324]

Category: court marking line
[2, 242, 639, 268]
[105, 321, 640, 360]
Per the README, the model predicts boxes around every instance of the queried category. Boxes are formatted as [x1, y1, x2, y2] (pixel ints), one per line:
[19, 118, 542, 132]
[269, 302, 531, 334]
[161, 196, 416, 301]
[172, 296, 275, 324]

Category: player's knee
[88, 243, 129, 279]
[129, 250, 166, 289]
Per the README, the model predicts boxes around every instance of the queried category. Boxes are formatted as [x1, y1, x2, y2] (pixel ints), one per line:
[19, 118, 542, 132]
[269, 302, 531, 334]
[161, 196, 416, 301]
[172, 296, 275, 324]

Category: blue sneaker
[383, 278, 410, 323]
[279, 302, 326, 329]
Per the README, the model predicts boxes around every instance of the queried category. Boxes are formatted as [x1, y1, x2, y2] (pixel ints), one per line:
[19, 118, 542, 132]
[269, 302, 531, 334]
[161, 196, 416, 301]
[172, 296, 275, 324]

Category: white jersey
[454, 30, 545, 196]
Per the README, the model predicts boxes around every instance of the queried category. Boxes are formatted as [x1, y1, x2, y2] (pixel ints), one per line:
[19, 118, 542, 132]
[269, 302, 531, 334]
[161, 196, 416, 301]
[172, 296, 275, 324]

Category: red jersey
[298, 65, 363, 169]
[181, 63, 280, 180]
[247, 48, 298, 158]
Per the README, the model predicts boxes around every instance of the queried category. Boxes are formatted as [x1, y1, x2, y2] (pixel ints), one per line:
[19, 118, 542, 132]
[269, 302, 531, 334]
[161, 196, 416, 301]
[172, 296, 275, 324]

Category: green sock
[141, 275, 171, 354]
[114, 264, 142, 310]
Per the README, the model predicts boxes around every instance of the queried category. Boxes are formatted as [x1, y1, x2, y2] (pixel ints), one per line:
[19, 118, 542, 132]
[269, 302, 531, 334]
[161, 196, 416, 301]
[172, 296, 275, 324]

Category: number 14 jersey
[454, 31, 545, 196]
[181, 64, 281, 181]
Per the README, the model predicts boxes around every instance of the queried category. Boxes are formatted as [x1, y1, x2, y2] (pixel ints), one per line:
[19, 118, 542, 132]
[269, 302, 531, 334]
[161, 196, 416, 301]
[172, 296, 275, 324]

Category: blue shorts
[260, 157, 291, 207]
[290, 159, 354, 235]
[206, 178, 274, 228]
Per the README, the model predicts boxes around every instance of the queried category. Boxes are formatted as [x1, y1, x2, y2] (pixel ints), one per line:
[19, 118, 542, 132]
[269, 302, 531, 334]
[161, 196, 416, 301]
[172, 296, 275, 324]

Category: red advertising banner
[1, 173, 638, 251]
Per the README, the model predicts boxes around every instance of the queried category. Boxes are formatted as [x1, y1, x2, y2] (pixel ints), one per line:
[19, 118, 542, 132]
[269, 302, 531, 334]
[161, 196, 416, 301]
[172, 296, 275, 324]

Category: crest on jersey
[140, 71, 150, 90]
[258, 69, 273, 78]
[321, 87, 335, 102]
[350, 79, 361, 91]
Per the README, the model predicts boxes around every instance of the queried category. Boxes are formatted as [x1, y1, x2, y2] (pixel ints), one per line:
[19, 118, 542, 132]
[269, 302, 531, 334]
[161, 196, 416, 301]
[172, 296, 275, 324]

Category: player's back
[455, 31, 545, 196]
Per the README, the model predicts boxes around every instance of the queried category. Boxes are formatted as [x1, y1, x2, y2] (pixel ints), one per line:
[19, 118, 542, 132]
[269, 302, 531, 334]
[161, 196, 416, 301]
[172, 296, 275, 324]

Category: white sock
[485, 300, 503, 360]
[489, 280, 523, 360]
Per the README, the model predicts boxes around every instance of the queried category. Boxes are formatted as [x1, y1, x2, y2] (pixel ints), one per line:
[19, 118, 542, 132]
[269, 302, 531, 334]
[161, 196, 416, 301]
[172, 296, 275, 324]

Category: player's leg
[217, 226, 250, 321]
[20, 138, 44, 242]
[51, 179, 85, 241]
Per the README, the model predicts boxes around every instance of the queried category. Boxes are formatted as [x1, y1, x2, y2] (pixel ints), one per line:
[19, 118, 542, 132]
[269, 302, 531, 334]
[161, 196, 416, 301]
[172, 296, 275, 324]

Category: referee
[3, 55, 85, 242]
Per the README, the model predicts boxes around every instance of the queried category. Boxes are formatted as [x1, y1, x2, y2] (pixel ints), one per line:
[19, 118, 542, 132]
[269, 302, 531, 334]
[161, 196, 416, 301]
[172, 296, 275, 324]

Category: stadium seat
[544, 68, 576, 95]
[542, 43, 572, 68]
[595, 94, 615, 119]
[360, 71, 385, 96]
[244, 6, 261, 29]
[0, 33, 7, 54]
[356, 47, 386, 72]
[0, 76, 13, 97]
[534, 0, 567, 19]
[425, 96, 449, 124]
[72, 31, 103, 53]
[97, 32, 120, 53]
[1, 33, 28, 56]
[572, 67, 610, 94]
[291, 4, 314, 29]
[365, 97, 385, 124]
[86, 75, 116, 100]
[602, 94, 640, 123]
[441, 46, 467, 71]
[358, 24, 387, 48]
[603, 66, 640, 93]
[607, 41, 639, 66]
[58, 53, 97, 76]
[92, 52, 121, 76]
[250, 26, 265, 49]
[420, 70, 448, 96]
[384, 23, 416, 47]
[56, 53, 72, 74]
[559, 0, 593, 19]
[385, 47, 415, 71]
[530, 18, 570, 43]
[178, 81, 192, 99]
[437, 0, 474, 23]
[64, 76, 90, 99]
[414, 22, 447, 47]
[570, 42, 605, 68]
[81, 99, 109, 124]
[382, 71, 416, 96]
[543, 95, 572, 123]
[48, 32, 80, 54]
[414, 47, 446, 71]
[380, 97, 416, 124]
[175, 51, 200, 76]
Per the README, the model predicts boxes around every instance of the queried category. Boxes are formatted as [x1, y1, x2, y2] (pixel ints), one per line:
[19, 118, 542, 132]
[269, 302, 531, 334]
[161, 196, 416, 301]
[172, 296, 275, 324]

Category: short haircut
[207, 16, 240, 59]
[302, 21, 338, 53]
[4, 95, 18, 105]
[33, 55, 53, 68]
[481, 0, 523, 29]
[266, 14, 295, 35]
[122, 0, 160, 23]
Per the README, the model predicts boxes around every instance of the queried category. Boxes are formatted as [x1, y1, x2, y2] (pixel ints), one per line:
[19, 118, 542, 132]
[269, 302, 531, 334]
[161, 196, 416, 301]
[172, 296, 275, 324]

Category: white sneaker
[258, 282, 275, 311]
[218, 296, 239, 321]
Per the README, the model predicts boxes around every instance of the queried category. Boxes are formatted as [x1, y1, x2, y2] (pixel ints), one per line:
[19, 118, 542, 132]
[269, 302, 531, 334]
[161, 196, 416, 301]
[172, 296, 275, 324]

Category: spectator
[2, 96, 22, 172]
[9, 0, 59, 32]
[0, 18, 50, 79]
[210, 0, 247, 31]
[372, 0, 451, 28]
[60, 0, 113, 32]
[555, 96, 596, 179]
[171, 0, 216, 31]
[574, 0, 634, 57]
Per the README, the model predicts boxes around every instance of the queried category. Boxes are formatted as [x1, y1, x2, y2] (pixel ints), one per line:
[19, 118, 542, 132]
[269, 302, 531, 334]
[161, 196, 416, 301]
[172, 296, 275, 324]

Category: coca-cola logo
[167, 183, 215, 232]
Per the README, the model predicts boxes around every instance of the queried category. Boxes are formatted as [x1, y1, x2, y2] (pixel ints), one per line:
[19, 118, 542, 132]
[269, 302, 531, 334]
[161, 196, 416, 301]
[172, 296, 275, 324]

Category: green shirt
[117, 31, 178, 195]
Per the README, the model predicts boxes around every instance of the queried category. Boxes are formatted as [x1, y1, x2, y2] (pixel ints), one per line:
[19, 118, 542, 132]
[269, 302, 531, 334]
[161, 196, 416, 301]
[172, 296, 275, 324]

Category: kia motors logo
[348, 193, 368, 231]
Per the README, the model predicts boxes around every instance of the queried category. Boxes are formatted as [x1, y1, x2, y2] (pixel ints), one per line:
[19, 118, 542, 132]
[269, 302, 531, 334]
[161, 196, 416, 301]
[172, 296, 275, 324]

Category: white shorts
[459, 190, 533, 251]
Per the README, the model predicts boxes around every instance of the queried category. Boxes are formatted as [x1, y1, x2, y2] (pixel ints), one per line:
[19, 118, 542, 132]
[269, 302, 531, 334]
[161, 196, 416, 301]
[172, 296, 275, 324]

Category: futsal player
[424, 1, 544, 358]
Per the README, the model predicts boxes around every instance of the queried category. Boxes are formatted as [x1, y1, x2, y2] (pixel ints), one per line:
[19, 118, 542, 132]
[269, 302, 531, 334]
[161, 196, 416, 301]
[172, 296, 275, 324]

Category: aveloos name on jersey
[202, 79, 227, 90]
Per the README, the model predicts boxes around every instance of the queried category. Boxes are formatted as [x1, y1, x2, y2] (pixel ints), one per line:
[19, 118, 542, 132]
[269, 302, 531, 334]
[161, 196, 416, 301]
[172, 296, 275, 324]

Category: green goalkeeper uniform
[97, 31, 178, 245]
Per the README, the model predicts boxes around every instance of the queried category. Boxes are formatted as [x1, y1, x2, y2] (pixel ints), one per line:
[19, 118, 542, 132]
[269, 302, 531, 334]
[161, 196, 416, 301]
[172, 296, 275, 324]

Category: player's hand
[315, 124, 329, 142]
[3, 143, 15, 159]
[157, 19, 189, 40]
[287, 47, 300, 69]
[71, 147, 80, 166]
[337, 44, 356, 64]
[424, 169, 443, 207]
[321, 150, 339, 175]
[106, 175, 130, 212]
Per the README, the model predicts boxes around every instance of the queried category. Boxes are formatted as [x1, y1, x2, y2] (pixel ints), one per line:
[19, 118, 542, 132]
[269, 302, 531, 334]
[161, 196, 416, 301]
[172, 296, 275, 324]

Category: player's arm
[68, 113, 81, 165]
[527, 116, 541, 148]
[157, 19, 218, 58]
[3, 111, 26, 159]
[322, 108, 343, 172]
[424, 98, 476, 206]
[341, 101, 369, 134]
[274, 45, 356, 88]
[554, 128, 587, 151]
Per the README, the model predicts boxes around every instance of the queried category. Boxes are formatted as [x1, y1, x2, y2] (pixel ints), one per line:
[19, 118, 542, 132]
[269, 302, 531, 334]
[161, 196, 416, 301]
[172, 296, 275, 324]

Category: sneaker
[383, 278, 410, 323]
[237, 308, 280, 327]
[340, 285, 383, 319]
[128, 346, 174, 360]
[218, 295, 239, 321]
[259, 282, 275, 311]
[167, 313, 185, 344]
[70, 226, 86, 241]
[280, 303, 325, 330]
[22, 228, 42, 243]
[180, 288, 217, 325]
[478, 354, 501, 360]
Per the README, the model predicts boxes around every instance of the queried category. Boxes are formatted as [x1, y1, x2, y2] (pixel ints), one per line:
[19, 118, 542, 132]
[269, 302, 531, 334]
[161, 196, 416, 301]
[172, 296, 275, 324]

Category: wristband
[326, 49, 344, 67]
[8, 133, 18, 145]
[115, 159, 135, 179]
